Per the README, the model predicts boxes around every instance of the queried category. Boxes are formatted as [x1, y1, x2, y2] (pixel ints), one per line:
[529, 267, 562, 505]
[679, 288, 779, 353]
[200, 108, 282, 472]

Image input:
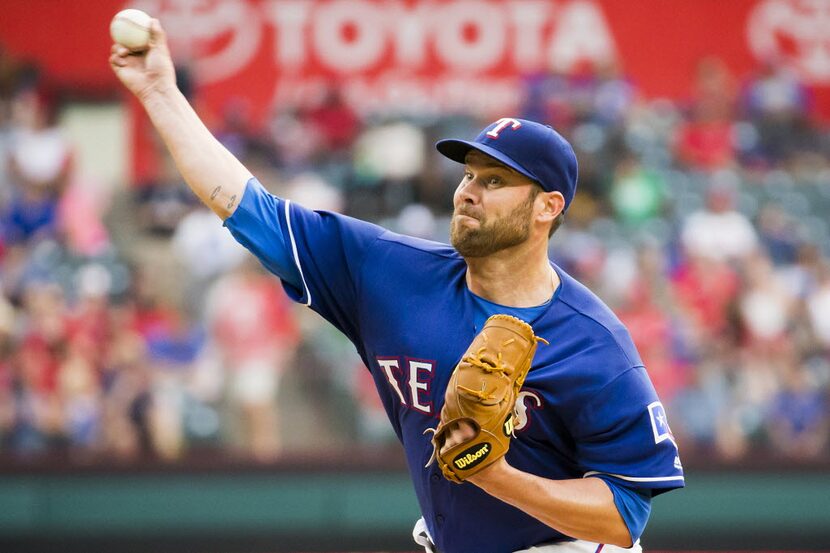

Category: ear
[536, 191, 565, 225]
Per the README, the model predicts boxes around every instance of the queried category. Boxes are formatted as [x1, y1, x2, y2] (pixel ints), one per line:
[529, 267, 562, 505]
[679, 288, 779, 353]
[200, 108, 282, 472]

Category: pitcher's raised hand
[109, 19, 176, 101]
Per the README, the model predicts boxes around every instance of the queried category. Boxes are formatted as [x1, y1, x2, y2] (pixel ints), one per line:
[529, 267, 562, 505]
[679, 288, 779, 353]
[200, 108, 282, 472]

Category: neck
[464, 240, 560, 307]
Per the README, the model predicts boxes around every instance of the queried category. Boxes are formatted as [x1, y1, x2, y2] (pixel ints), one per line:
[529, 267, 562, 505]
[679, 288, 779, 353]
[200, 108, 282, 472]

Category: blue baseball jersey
[226, 179, 684, 553]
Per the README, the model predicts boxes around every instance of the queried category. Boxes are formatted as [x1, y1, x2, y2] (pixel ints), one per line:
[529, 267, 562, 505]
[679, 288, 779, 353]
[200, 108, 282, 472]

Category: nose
[455, 177, 480, 207]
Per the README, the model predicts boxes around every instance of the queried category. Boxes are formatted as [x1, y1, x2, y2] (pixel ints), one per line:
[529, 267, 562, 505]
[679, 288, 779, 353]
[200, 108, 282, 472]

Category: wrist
[137, 80, 179, 105]
[468, 457, 513, 490]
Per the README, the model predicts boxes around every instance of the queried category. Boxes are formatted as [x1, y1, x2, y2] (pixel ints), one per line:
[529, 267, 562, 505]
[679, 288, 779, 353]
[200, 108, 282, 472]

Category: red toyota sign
[1, 0, 828, 121]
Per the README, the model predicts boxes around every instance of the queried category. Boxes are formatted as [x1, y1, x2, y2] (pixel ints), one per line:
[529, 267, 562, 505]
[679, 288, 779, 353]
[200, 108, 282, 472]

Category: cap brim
[436, 139, 539, 185]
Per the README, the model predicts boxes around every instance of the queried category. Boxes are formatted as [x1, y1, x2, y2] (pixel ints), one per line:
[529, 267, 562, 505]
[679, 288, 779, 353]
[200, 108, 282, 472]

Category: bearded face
[451, 187, 538, 258]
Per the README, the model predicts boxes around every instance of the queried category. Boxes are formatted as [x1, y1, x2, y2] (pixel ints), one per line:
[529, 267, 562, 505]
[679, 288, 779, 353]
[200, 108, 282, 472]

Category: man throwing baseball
[110, 19, 683, 553]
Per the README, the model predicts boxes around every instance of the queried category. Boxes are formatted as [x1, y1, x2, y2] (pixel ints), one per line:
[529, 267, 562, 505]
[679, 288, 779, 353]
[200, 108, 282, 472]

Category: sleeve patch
[647, 401, 675, 445]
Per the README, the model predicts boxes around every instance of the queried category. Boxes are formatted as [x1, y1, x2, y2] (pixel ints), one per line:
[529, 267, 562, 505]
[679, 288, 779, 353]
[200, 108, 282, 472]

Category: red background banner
[2, 0, 828, 115]
[3, 0, 830, 176]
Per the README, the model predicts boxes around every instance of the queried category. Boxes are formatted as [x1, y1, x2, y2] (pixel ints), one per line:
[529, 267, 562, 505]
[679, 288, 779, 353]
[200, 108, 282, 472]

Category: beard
[450, 190, 536, 258]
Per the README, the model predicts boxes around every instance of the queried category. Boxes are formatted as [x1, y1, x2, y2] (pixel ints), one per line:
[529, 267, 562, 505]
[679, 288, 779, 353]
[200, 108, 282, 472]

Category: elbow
[590, 517, 632, 549]
[608, 537, 634, 549]
[567, 521, 632, 548]
[605, 526, 634, 549]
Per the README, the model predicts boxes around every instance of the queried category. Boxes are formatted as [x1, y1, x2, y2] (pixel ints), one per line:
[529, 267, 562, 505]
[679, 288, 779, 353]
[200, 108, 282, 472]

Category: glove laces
[456, 345, 509, 400]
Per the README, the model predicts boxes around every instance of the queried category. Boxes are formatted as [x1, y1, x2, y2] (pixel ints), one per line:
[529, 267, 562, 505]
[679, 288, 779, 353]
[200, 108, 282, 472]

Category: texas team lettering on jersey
[226, 178, 684, 553]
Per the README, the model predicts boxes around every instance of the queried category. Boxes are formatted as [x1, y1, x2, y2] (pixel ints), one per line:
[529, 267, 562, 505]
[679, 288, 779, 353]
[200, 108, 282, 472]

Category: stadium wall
[1, 461, 829, 552]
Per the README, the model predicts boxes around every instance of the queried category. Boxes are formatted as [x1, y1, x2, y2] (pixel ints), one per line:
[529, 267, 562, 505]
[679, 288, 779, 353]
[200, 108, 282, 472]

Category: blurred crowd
[1, 46, 829, 464]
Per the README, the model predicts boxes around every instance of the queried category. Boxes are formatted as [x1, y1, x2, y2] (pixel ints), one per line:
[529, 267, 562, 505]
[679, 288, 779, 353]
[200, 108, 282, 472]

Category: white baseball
[110, 8, 152, 51]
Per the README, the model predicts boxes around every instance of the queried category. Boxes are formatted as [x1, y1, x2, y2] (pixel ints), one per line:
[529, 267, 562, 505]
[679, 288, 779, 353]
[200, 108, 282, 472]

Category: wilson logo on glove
[453, 443, 492, 470]
[425, 314, 547, 483]
[503, 414, 515, 437]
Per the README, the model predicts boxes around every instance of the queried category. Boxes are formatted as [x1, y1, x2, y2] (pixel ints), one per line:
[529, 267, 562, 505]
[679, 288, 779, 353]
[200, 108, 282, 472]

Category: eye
[463, 171, 473, 181]
[486, 175, 503, 186]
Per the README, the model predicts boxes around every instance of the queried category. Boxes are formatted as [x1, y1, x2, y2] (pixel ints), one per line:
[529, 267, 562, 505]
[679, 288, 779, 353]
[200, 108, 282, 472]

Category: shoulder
[376, 231, 461, 259]
[524, 265, 646, 409]
[286, 201, 460, 262]
[550, 265, 642, 368]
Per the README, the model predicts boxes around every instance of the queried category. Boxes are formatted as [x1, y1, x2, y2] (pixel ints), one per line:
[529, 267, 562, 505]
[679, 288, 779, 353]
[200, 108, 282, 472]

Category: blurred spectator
[306, 87, 361, 154]
[744, 60, 808, 119]
[669, 353, 732, 456]
[134, 154, 199, 236]
[57, 330, 102, 454]
[394, 203, 437, 240]
[215, 98, 258, 161]
[742, 60, 814, 165]
[681, 172, 758, 263]
[352, 120, 426, 217]
[519, 71, 572, 129]
[618, 280, 687, 403]
[674, 108, 735, 170]
[692, 57, 738, 120]
[738, 251, 796, 350]
[609, 155, 667, 225]
[100, 301, 153, 459]
[3, 88, 70, 245]
[171, 205, 248, 313]
[283, 172, 344, 213]
[171, 206, 248, 282]
[765, 364, 829, 460]
[203, 259, 300, 460]
[675, 58, 738, 170]
[144, 309, 205, 460]
[617, 244, 689, 403]
[56, 174, 111, 257]
[551, 222, 607, 291]
[671, 253, 740, 344]
[806, 264, 830, 349]
[5, 281, 67, 455]
[592, 60, 637, 127]
[268, 108, 322, 174]
[755, 203, 801, 266]
[1, 42, 829, 466]
[778, 242, 825, 302]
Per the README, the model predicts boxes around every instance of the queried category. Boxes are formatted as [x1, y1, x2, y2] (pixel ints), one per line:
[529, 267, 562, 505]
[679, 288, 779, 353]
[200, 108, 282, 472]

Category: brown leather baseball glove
[426, 314, 547, 483]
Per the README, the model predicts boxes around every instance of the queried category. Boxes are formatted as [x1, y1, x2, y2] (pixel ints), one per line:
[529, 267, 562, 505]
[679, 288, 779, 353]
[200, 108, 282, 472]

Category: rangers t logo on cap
[486, 117, 523, 138]
[436, 117, 579, 210]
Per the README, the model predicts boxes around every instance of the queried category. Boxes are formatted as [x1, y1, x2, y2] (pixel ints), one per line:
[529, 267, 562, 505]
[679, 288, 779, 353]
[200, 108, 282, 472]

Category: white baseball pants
[413, 517, 643, 553]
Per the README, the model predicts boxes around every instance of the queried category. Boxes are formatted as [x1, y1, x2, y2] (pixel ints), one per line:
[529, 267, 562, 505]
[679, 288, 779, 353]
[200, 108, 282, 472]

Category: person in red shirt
[204, 259, 300, 460]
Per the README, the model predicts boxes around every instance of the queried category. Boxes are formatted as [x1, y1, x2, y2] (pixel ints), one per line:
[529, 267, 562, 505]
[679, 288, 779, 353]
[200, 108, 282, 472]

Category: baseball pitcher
[110, 19, 683, 553]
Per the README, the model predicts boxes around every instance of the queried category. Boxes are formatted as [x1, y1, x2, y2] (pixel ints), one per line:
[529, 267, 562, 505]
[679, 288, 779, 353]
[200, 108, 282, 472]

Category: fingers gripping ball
[426, 315, 547, 483]
[110, 9, 152, 51]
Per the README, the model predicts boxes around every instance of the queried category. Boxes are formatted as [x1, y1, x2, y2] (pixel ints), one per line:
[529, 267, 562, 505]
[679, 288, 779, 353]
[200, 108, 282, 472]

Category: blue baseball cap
[436, 118, 578, 209]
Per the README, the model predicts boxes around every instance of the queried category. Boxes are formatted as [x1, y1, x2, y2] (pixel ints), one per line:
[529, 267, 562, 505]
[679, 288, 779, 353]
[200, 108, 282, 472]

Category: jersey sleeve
[572, 366, 685, 496]
[594, 476, 652, 544]
[223, 178, 302, 289]
[224, 177, 384, 343]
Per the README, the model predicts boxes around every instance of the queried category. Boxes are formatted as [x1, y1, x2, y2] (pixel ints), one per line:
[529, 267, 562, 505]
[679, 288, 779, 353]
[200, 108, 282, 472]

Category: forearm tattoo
[208, 185, 237, 211]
